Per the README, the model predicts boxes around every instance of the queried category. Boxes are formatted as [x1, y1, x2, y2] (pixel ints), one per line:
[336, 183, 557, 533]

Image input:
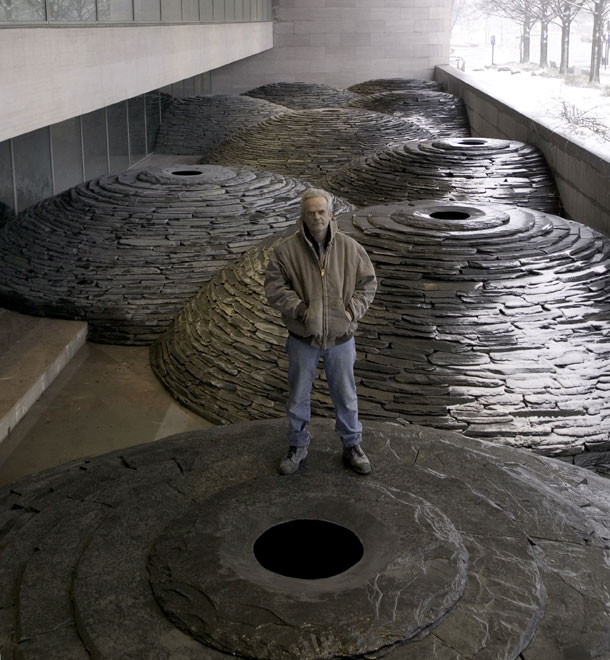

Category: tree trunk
[521, 15, 533, 63]
[540, 18, 550, 67]
[559, 22, 571, 72]
[589, 2, 603, 82]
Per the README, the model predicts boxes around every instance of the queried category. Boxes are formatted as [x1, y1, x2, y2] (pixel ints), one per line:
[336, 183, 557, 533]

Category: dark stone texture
[206, 108, 432, 186]
[0, 165, 350, 344]
[154, 95, 289, 157]
[343, 90, 471, 138]
[242, 81, 362, 109]
[1, 419, 609, 658]
[151, 200, 610, 464]
[347, 78, 443, 94]
[325, 137, 562, 213]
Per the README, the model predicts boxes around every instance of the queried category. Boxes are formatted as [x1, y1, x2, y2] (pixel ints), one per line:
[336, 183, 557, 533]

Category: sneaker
[343, 444, 371, 475]
[279, 445, 308, 475]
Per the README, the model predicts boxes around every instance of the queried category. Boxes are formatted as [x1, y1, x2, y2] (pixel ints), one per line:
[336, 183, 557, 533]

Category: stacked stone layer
[325, 137, 562, 213]
[343, 90, 471, 137]
[242, 81, 362, 109]
[154, 95, 289, 157]
[1, 419, 610, 658]
[206, 108, 432, 186]
[0, 165, 330, 344]
[347, 78, 442, 94]
[152, 200, 610, 462]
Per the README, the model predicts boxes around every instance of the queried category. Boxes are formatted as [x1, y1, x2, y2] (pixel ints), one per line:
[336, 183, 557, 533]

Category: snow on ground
[450, 31, 610, 160]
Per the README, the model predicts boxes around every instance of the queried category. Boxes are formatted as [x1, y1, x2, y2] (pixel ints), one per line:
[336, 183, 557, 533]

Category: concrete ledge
[0, 309, 87, 443]
[435, 64, 610, 236]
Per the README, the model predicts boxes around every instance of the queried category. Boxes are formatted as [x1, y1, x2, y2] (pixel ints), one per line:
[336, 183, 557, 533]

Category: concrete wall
[435, 65, 610, 237]
[0, 22, 273, 142]
[210, 0, 452, 94]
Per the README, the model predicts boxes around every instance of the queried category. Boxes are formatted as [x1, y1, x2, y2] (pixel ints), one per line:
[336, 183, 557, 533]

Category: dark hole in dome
[170, 169, 202, 176]
[253, 519, 364, 579]
[459, 138, 487, 145]
[430, 210, 471, 220]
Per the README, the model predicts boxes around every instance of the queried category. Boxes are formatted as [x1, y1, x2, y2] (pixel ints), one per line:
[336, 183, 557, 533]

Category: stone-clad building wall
[210, 0, 452, 94]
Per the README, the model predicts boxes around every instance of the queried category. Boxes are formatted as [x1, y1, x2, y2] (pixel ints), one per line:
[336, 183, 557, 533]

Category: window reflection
[0, 0, 45, 21]
[82, 109, 108, 180]
[128, 96, 146, 165]
[134, 0, 160, 22]
[14, 128, 53, 210]
[107, 102, 129, 173]
[0, 140, 15, 223]
[97, 0, 132, 22]
[51, 117, 84, 193]
[48, 0, 95, 21]
[199, 0, 212, 21]
[182, 0, 198, 21]
[145, 92, 161, 154]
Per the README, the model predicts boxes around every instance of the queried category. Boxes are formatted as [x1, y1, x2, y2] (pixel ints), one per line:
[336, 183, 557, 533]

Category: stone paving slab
[0, 419, 609, 658]
[347, 78, 443, 94]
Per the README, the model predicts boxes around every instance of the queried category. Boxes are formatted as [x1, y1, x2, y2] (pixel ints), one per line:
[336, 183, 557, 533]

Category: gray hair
[300, 188, 334, 215]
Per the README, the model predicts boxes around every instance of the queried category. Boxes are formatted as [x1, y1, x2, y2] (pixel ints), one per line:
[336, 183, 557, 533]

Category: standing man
[265, 188, 377, 475]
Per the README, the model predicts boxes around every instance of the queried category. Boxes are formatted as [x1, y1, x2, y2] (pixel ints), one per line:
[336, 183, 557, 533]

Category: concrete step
[0, 308, 87, 444]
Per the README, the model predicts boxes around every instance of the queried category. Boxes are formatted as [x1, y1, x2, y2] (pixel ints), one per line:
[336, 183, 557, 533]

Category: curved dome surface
[207, 107, 432, 186]
[0, 164, 343, 344]
[242, 81, 362, 109]
[343, 90, 471, 137]
[1, 419, 610, 658]
[154, 94, 289, 157]
[152, 200, 610, 460]
[325, 137, 562, 213]
[348, 77, 442, 94]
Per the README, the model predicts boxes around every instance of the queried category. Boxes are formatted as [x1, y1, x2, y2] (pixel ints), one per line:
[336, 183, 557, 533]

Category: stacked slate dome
[242, 81, 362, 109]
[207, 108, 433, 186]
[2, 418, 610, 658]
[152, 200, 610, 465]
[347, 78, 443, 94]
[154, 95, 289, 157]
[0, 164, 341, 345]
[343, 90, 471, 137]
[325, 137, 562, 213]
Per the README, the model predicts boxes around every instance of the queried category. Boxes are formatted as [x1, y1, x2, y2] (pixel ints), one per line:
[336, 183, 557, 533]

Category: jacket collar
[297, 216, 338, 248]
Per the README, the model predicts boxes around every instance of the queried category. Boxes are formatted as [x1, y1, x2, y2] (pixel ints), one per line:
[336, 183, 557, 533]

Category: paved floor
[0, 341, 213, 488]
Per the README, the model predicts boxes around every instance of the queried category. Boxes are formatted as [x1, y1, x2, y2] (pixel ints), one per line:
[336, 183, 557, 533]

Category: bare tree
[549, 0, 584, 73]
[0, 0, 45, 21]
[477, 0, 535, 62]
[582, 0, 610, 81]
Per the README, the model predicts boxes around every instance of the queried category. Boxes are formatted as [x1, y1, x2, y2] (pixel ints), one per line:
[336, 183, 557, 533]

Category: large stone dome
[154, 94, 289, 157]
[242, 81, 362, 109]
[206, 107, 432, 186]
[0, 164, 344, 344]
[152, 200, 610, 463]
[325, 137, 562, 213]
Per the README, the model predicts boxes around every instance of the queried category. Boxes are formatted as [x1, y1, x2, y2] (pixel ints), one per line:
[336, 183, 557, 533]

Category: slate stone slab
[0, 165, 349, 344]
[325, 137, 562, 214]
[154, 94, 289, 157]
[151, 200, 610, 463]
[242, 81, 362, 109]
[206, 108, 433, 186]
[1, 419, 609, 658]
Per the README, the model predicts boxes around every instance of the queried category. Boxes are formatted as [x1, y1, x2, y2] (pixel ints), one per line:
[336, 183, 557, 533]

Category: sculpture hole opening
[459, 139, 487, 145]
[430, 210, 471, 220]
[171, 169, 202, 176]
[254, 519, 364, 579]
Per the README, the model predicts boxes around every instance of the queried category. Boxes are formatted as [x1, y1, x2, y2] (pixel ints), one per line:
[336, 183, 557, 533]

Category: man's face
[302, 196, 332, 241]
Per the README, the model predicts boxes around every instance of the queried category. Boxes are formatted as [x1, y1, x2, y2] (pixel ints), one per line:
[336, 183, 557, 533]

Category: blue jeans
[285, 334, 362, 448]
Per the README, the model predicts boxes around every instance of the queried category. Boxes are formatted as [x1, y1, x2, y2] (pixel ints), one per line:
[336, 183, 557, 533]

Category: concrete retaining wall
[0, 22, 273, 143]
[210, 0, 452, 94]
[435, 65, 610, 236]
